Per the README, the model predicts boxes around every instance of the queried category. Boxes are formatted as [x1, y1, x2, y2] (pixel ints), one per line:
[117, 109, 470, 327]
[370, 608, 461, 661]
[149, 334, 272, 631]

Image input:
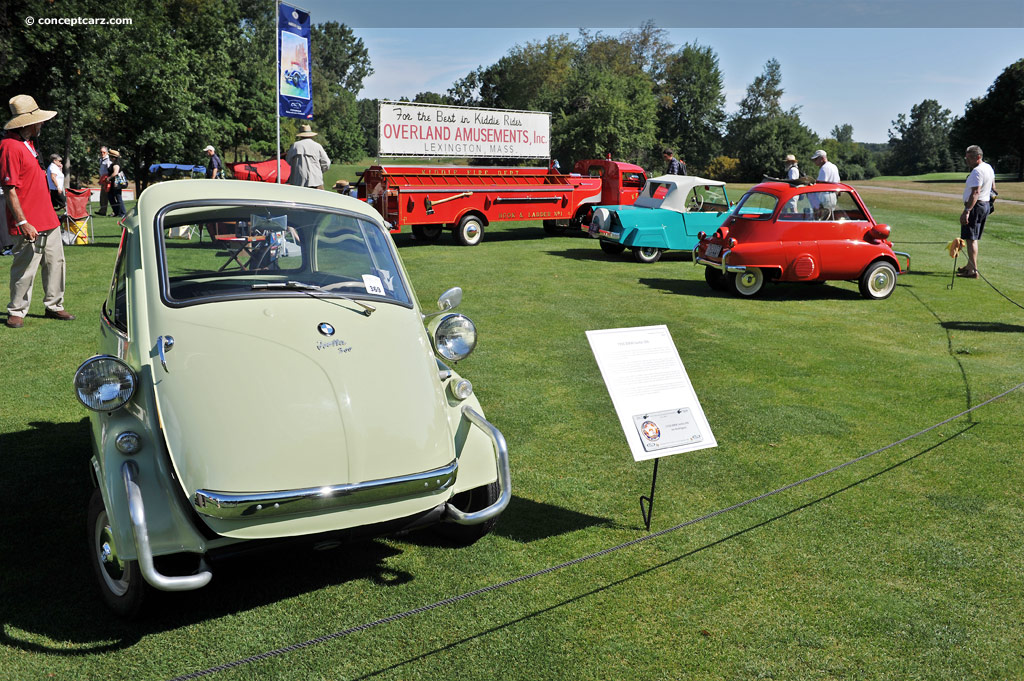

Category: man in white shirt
[286, 125, 331, 190]
[810, 149, 839, 218]
[47, 153, 65, 210]
[958, 145, 995, 278]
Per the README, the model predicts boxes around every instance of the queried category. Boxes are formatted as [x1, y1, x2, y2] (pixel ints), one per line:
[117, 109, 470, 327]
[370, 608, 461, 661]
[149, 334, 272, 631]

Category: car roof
[137, 179, 385, 226]
[750, 180, 856, 198]
[647, 174, 726, 191]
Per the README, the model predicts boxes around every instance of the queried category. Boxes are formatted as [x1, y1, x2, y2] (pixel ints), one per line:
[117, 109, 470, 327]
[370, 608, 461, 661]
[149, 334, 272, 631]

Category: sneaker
[5, 315, 23, 328]
[1, 247, 11, 256]
[44, 308, 76, 321]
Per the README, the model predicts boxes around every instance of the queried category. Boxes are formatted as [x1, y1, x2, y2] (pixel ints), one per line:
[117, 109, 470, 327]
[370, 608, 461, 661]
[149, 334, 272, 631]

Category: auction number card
[586, 325, 717, 461]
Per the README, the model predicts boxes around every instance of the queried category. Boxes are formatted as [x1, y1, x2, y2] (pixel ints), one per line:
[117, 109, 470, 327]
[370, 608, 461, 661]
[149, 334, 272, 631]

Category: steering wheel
[689, 193, 704, 212]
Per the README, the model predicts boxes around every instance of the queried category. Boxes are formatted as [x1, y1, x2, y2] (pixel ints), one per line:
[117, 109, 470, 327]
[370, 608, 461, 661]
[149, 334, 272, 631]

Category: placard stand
[639, 458, 660, 531]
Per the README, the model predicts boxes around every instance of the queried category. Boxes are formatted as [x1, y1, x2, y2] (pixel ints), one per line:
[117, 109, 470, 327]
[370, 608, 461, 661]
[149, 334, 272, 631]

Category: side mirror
[437, 286, 462, 311]
[424, 287, 463, 319]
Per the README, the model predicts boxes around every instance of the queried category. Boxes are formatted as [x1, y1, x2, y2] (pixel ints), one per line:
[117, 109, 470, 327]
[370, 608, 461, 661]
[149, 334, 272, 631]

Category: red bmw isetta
[694, 181, 909, 299]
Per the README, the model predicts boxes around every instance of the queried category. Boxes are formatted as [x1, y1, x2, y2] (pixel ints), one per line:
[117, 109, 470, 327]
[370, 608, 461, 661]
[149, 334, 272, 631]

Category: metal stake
[639, 458, 660, 531]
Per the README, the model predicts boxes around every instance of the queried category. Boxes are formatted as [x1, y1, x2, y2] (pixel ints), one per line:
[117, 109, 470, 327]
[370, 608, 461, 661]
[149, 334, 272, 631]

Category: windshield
[732, 191, 778, 220]
[157, 203, 411, 306]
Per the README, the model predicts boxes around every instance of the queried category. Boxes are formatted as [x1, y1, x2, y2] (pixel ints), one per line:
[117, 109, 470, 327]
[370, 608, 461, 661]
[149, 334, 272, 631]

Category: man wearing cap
[811, 149, 839, 183]
[1, 95, 74, 328]
[204, 145, 222, 179]
[286, 125, 331, 189]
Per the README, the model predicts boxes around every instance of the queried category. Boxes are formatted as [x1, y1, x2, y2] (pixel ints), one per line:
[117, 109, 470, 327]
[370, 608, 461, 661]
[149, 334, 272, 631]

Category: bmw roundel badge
[318, 322, 335, 336]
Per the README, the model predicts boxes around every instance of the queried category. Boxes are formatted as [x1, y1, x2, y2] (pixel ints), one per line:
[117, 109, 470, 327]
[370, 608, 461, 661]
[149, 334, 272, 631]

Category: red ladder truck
[358, 158, 647, 245]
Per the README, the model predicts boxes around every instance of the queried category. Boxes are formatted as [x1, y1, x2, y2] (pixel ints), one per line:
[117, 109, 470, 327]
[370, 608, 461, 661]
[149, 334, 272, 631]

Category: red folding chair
[62, 187, 93, 244]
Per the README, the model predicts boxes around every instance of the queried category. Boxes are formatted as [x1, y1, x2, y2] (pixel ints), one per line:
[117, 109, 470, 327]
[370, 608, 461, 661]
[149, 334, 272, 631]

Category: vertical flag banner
[278, 3, 313, 120]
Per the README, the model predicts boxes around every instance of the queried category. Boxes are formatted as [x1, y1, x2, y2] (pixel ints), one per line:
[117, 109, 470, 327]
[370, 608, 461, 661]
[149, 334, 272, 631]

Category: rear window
[733, 191, 778, 220]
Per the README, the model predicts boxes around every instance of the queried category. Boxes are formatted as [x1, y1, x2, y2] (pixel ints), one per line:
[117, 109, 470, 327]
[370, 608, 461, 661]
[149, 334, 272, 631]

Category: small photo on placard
[632, 407, 703, 452]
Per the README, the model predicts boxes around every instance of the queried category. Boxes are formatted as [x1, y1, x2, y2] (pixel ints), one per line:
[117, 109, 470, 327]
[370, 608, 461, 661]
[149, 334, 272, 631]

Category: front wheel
[859, 260, 898, 299]
[730, 268, 765, 297]
[433, 482, 501, 545]
[455, 215, 484, 246]
[599, 240, 626, 256]
[704, 266, 728, 291]
[632, 246, 664, 264]
[88, 489, 147, 617]
[411, 224, 443, 242]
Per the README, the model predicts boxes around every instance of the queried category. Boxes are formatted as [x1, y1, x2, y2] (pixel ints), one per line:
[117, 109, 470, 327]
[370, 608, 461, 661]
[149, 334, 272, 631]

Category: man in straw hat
[285, 124, 330, 190]
[784, 154, 800, 181]
[1, 95, 74, 328]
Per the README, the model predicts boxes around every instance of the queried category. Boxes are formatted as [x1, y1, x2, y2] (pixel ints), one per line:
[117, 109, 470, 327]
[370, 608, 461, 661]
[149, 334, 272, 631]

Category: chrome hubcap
[871, 271, 892, 293]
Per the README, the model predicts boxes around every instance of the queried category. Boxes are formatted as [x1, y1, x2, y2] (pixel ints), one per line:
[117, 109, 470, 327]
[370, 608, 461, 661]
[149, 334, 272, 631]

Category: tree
[886, 99, 955, 175]
[552, 44, 657, 165]
[725, 60, 818, 180]
[658, 42, 726, 170]
[470, 34, 576, 113]
[831, 124, 854, 144]
[951, 58, 1024, 179]
[310, 22, 372, 94]
[308, 20, 372, 163]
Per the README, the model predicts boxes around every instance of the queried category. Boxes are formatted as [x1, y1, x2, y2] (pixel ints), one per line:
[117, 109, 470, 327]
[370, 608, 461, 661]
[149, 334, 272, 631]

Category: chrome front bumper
[693, 248, 747, 273]
[121, 407, 511, 591]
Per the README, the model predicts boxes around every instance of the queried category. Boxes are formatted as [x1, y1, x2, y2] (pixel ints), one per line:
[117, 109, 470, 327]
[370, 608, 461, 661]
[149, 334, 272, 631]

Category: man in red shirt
[2, 95, 74, 328]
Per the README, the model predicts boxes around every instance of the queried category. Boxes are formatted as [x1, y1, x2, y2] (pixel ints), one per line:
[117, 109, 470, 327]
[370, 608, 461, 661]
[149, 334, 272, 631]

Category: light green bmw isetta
[74, 180, 510, 616]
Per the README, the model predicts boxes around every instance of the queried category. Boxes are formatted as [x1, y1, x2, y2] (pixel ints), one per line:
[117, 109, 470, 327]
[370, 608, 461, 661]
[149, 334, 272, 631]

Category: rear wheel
[730, 268, 765, 297]
[455, 215, 484, 246]
[859, 260, 898, 299]
[632, 246, 664, 264]
[599, 240, 626, 256]
[88, 489, 147, 618]
[411, 224, 443, 242]
[434, 482, 501, 545]
[704, 266, 728, 291]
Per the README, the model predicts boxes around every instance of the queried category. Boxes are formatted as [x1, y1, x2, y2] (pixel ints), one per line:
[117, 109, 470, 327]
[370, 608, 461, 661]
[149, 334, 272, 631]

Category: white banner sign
[586, 325, 717, 461]
[378, 101, 550, 158]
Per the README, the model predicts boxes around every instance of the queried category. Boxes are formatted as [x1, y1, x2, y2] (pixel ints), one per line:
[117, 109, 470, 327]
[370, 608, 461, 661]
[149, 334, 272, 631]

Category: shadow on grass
[393, 227, 587, 248]
[941, 321, 1024, 333]
[348, 426, 975, 681]
[546, 247, 695, 263]
[0, 420, 419, 653]
[639, 277, 864, 301]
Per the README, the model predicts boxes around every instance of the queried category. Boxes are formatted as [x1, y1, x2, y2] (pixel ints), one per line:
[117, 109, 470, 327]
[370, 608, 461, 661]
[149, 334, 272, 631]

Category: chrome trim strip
[193, 460, 459, 520]
[123, 461, 213, 591]
[444, 406, 512, 525]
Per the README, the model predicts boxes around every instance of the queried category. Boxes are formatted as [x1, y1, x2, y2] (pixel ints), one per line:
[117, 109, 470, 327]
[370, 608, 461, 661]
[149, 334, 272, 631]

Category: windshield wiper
[251, 281, 376, 316]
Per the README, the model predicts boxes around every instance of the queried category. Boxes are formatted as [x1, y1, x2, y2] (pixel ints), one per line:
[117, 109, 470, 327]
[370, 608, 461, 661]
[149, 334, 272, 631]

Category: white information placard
[378, 101, 550, 158]
[586, 325, 717, 461]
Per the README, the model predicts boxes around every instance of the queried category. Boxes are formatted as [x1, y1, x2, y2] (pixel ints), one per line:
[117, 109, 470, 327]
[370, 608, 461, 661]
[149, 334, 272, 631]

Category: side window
[833, 192, 868, 221]
[103, 228, 129, 333]
[621, 172, 645, 188]
[588, 166, 603, 177]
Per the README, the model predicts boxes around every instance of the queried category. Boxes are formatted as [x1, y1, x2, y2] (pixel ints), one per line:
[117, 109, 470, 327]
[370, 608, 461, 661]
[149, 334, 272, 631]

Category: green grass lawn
[1, 183, 1023, 680]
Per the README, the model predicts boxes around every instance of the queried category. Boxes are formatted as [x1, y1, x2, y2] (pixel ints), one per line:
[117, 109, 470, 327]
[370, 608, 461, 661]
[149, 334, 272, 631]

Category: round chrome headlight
[74, 356, 137, 412]
[432, 313, 477, 362]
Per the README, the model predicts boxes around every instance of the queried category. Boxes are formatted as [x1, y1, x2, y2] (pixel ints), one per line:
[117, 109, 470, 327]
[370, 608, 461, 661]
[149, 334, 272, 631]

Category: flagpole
[275, 0, 281, 184]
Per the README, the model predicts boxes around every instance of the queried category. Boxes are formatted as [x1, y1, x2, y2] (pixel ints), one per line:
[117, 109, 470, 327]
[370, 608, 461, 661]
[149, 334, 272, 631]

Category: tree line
[4, 3, 1021, 188]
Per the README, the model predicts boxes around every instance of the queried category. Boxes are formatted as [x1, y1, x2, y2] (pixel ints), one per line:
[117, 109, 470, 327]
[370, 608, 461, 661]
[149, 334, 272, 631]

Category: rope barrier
[166, 379, 1024, 681]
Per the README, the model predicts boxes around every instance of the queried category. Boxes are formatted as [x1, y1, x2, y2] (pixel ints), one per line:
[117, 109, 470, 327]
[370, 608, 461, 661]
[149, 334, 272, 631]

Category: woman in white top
[47, 153, 65, 210]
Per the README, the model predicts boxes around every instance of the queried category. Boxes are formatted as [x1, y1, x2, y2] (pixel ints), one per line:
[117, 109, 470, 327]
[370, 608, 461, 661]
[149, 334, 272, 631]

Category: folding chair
[61, 187, 93, 244]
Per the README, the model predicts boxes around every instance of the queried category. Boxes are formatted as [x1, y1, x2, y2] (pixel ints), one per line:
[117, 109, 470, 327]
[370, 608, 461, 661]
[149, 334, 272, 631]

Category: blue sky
[303, 1, 1023, 144]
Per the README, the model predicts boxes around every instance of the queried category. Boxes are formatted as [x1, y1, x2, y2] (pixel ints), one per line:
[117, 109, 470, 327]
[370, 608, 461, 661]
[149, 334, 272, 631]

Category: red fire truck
[358, 159, 647, 245]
